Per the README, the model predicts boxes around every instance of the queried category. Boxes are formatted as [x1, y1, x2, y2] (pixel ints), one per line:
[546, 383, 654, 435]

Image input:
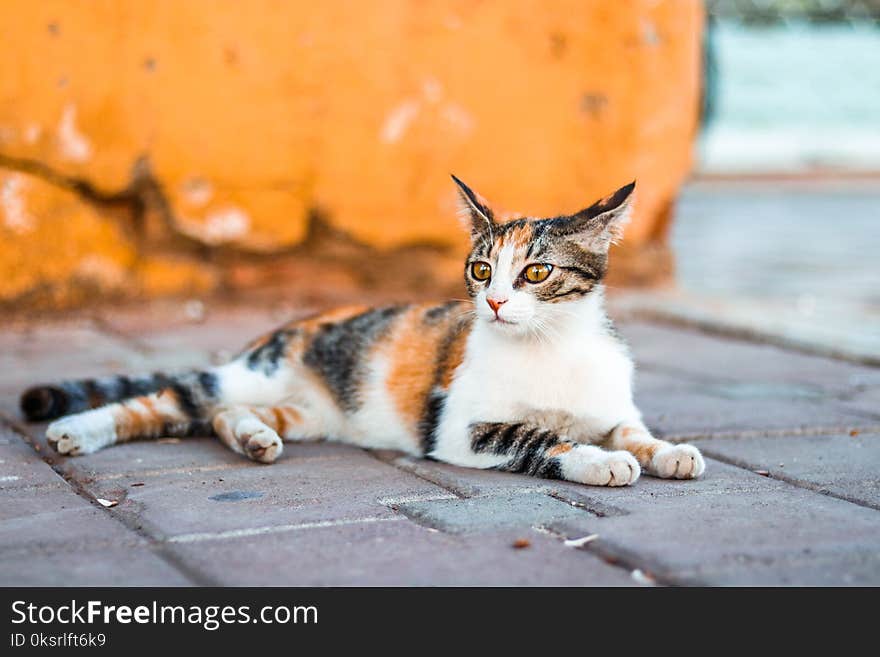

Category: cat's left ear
[558, 181, 636, 251]
[451, 174, 496, 243]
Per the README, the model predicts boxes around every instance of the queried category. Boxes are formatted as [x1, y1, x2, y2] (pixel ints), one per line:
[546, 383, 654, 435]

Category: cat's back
[233, 300, 474, 453]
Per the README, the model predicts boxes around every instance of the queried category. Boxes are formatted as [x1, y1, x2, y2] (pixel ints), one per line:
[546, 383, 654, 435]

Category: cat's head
[453, 175, 635, 338]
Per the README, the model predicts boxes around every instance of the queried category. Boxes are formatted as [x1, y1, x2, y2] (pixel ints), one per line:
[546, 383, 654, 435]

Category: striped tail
[20, 371, 218, 422]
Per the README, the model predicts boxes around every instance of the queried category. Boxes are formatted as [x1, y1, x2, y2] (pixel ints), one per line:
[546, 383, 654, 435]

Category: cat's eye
[471, 261, 492, 281]
[523, 263, 553, 283]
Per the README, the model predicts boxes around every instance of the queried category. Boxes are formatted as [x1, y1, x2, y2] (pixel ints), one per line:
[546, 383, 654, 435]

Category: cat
[20, 176, 705, 487]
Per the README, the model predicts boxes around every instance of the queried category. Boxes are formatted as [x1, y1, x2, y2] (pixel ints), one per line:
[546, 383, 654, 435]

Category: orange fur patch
[384, 306, 445, 429]
[381, 303, 472, 433]
[613, 427, 663, 467]
[546, 443, 573, 458]
[499, 222, 533, 251]
[113, 394, 172, 441]
[437, 318, 471, 389]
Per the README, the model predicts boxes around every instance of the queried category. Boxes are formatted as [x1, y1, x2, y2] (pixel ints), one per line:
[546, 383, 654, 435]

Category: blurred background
[1, 0, 877, 361]
[655, 0, 880, 364]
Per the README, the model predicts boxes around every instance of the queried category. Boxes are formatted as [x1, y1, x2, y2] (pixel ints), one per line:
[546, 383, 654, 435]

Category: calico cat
[20, 176, 704, 487]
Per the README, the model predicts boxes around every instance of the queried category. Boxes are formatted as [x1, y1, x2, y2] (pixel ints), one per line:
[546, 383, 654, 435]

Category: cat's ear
[558, 181, 635, 251]
[451, 174, 496, 243]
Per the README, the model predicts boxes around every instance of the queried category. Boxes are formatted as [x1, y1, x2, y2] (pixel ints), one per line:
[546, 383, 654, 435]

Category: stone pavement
[1, 300, 879, 586]
[618, 180, 880, 364]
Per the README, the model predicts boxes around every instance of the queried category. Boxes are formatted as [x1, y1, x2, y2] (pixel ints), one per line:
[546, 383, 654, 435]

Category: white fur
[215, 360, 295, 406]
[651, 444, 706, 479]
[431, 288, 642, 467]
[344, 353, 423, 454]
[558, 445, 640, 486]
[47, 409, 117, 455]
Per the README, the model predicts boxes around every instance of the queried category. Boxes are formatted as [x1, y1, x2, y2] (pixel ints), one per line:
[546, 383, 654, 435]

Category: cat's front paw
[574, 449, 640, 487]
[651, 444, 705, 479]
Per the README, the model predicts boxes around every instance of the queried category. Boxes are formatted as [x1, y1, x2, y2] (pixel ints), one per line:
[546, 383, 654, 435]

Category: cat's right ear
[451, 174, 496, 243]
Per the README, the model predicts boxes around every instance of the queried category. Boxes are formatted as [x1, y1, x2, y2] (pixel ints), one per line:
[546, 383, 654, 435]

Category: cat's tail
[20, 370, 219, 422]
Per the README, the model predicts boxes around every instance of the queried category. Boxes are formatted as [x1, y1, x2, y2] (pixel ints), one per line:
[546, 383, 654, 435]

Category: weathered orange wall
[0, 0, 703, 309]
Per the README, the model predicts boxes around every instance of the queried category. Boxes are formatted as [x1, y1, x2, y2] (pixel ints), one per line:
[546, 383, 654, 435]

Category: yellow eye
[471, 261, 492, 281]
[523, 263, 552, 283]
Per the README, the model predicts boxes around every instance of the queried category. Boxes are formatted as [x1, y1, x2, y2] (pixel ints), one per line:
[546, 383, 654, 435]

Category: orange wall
[0, 1, 703, 309]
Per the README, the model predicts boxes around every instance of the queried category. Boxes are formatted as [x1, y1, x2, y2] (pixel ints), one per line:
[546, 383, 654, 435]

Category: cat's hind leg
[46, 387, 213, 455]
[211, 404, 325, 464]
[466, 422, 640, 487]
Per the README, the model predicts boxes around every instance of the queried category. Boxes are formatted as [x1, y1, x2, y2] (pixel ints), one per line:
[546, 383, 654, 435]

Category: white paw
[46, 412, 116, 456]
[576, 449, 641, 487]
[651, 444, 705, 479]
[236, 421, 282, 464]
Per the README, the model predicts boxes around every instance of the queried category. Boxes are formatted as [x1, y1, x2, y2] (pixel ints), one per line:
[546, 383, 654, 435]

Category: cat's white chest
[431, 322, 637, 466]
[453, 325, 636, 425]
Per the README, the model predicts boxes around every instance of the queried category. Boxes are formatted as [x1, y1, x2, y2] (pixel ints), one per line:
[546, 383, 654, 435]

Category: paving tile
[546, 460, 880, 585]
[0, 420, 193, 585]
[0, 424, 66, 491]
[381, 450, 789, 508]
[395, 492, 596, 534]
[167, 518, 636, 586]
[635, 370, 869, 438]
[29, 435, 360, 483]
[66, 446, 453, 540]
[0, 480, 141, 552]
[378, 455, 880, 584]
[612, 321, 879, 437]
[0, 545, 191, 586]
[837, 387, 880, 422]
[0, 458, 190, 584]
[674, 548, 880, 586]
[617, 320, 880, 394]
[692, 431, 880, 509]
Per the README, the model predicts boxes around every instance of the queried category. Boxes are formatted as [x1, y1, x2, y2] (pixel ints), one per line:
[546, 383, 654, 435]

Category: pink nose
[486, 297, 507, 315]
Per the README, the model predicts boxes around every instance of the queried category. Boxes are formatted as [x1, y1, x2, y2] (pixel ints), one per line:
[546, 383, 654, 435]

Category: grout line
[660, 424, 880, 443]
[167, 516, 404, 544]
[378, 492, 459, 506]
[91, 453, 352, 482]
[365, 450, 470, 499]
[698, 449, 880, 513]
[531, 525, 678, 587]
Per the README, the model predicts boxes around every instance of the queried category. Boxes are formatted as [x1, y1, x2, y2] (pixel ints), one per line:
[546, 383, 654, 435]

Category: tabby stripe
[169, 382, 200, 419]
[471, 423, 504, 452]
[547, 287, 593, 301]
[419, 390, 445, 455]
[557, 265, 597, 282]
[470, 422, 568, 480]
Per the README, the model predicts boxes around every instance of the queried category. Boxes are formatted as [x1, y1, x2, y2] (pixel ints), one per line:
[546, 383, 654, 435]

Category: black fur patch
[303, 306, 406, 413]
[424, 300, 461, 324]
[419, 312, 474, 455]
[246, 329, 298, 376]
[419, 390, 446, 455]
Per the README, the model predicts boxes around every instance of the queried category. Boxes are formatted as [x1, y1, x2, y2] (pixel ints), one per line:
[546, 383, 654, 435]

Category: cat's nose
[486, 297, 507, 315]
